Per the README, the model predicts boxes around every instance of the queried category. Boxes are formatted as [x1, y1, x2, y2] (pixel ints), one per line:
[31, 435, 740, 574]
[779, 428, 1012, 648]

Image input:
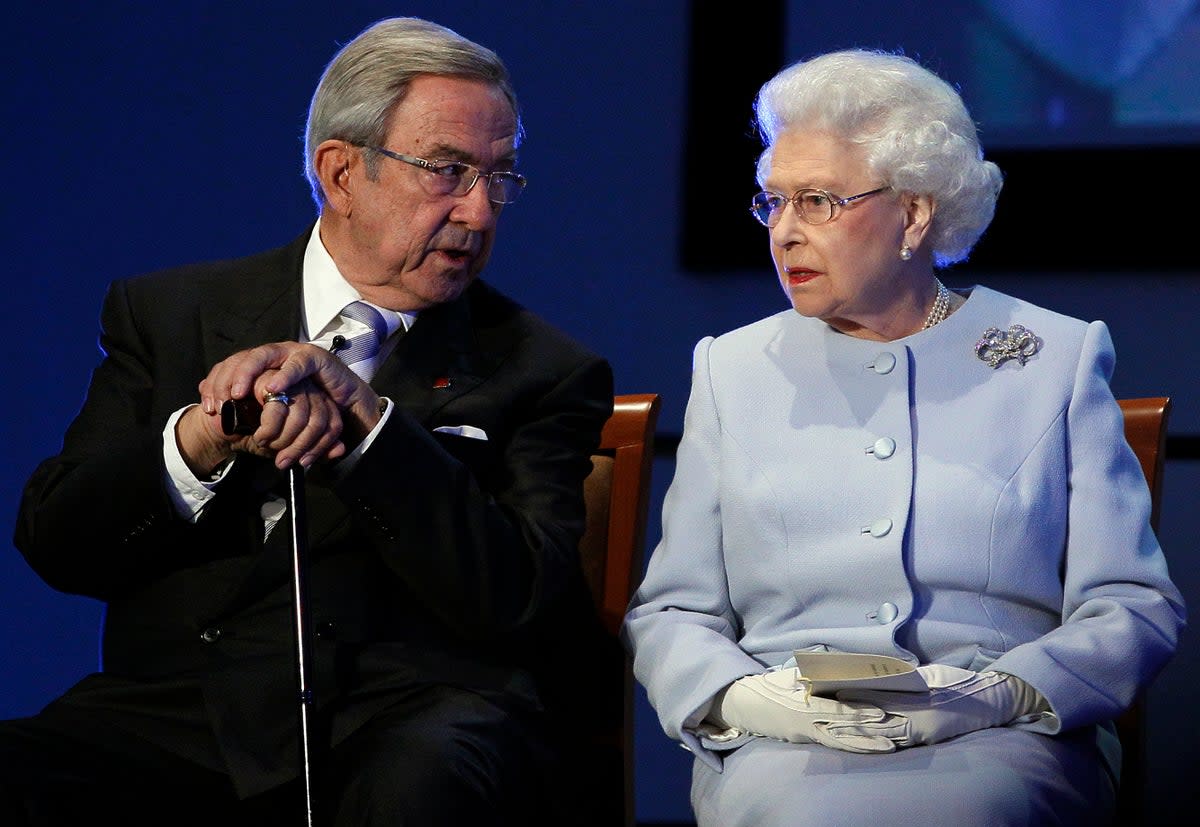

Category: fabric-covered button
[869, 602, 899, 624]
[862, 518, 893, 538]
[868, 437, 896, 459]
[869, 352, 897, 374]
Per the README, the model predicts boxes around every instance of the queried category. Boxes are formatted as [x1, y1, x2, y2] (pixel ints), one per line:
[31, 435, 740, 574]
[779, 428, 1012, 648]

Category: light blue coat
[624, 287, 1185, 792]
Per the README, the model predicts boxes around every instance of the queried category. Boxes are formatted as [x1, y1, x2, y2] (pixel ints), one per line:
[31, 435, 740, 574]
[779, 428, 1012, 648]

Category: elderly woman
[623, 49, 1185, 826]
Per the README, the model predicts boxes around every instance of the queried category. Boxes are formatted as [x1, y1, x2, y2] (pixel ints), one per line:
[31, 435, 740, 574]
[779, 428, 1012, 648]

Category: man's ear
[313, 140, 356, 216]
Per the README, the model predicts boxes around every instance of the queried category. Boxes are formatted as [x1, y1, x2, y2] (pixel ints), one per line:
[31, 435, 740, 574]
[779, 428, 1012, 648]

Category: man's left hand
[834, 665, 1047, 748]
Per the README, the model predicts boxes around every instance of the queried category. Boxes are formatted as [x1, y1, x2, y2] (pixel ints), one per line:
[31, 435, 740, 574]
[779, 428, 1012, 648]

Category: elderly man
[3, 17, 613, 826]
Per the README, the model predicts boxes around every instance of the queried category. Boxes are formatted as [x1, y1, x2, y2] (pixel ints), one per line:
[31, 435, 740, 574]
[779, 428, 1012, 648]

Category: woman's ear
[901, 192, 935, 251]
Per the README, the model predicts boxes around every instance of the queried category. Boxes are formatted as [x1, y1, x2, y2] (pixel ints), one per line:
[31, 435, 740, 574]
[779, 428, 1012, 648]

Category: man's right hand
[200, 341, 380, 424]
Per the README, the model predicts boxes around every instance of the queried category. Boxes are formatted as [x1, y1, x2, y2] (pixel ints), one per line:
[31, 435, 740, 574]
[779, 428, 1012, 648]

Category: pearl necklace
[922, 278, 950, 330]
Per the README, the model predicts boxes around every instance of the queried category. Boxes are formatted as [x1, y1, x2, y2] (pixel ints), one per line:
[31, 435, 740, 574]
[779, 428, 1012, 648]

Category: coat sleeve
[989, 320, 1186, 730]
[622, 337, 765, 767]
[14, 278, 238, 599]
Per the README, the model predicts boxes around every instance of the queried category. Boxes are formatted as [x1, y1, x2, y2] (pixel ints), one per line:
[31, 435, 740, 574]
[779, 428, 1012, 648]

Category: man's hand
[708, 668, 896, 754]
[199, 342, 379, 425]
[834, 665, 1048, 748]
[180, 342, 382, 473]
[178, 370, 347, 473]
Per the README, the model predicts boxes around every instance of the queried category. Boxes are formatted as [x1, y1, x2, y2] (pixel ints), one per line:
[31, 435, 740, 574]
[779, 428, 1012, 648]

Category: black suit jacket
[15, 227, 614, 797]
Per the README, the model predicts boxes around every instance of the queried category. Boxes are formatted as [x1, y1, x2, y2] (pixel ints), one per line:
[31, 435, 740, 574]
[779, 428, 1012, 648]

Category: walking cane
[286, 462, 317, 827]
[223, 398, 318, 827]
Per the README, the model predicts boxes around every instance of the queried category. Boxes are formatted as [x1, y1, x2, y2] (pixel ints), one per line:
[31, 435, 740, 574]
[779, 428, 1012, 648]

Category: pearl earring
[899, 244, 913, 261]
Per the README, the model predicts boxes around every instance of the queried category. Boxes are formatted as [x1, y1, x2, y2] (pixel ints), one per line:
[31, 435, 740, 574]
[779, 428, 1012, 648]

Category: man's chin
[422, 269, 479, 305]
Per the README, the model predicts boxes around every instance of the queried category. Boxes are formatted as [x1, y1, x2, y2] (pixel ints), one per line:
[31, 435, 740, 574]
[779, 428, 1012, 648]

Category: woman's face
[764, 129, 931, 340]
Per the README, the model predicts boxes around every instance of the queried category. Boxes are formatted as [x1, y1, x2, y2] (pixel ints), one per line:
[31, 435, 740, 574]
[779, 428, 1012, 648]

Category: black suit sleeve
[14, 278, 254, 599]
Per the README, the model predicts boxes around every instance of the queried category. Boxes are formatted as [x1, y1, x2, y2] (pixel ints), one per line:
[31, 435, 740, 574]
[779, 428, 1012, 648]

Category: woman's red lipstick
[786, 267, 818, 286]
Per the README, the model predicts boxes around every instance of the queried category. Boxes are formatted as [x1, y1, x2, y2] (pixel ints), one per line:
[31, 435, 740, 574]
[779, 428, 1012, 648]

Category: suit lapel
[371, 284, 503, 426]
[199, 230, 309, 367]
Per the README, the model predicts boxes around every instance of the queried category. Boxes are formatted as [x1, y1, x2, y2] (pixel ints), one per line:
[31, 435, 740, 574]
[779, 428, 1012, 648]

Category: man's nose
[451, 179, 500, 231]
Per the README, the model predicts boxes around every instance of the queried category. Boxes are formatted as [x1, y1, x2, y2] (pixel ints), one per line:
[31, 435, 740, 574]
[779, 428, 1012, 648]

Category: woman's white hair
[754, 49, 1002, 267]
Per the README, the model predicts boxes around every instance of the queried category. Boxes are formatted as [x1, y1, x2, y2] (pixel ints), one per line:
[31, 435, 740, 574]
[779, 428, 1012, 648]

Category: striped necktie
[337, 300, 394, 381]
[261, 300, 394, 541]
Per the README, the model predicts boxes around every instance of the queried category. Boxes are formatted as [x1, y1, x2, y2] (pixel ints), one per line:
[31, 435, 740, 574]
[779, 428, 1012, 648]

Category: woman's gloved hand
[708, 668, 896, 753]
[834, 664, 1049, 748]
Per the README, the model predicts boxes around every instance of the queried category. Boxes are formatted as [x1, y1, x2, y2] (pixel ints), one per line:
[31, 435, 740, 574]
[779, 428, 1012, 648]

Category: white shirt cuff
[162, 405, 233, 522]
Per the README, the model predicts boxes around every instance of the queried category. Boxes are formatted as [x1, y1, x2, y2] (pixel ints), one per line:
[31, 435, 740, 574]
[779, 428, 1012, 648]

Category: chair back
[578, 393, 660, 827]
[1114, 396, 1171, 825]
[1118, 397, 1171, 531]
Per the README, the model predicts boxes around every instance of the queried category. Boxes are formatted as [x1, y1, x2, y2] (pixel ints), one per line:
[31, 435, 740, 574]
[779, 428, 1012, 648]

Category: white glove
[835, 665, 1048, 748]
[708, 668, 896, 754]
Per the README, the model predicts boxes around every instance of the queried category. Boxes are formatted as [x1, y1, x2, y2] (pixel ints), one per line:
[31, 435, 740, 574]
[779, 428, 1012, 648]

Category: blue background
[3, 2, 1197, 823]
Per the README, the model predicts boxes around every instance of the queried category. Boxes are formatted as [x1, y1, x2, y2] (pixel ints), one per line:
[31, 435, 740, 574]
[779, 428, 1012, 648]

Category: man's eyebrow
[422, 144, 470, 161]
[423, 144, 517, 169]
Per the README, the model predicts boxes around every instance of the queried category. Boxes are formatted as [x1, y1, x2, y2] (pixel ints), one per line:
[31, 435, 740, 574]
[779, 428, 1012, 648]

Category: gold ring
[262, 391, 293, 406]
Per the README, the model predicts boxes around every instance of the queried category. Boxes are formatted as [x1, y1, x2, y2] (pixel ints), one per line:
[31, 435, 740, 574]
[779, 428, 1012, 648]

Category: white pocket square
[433, 425, 489, 441]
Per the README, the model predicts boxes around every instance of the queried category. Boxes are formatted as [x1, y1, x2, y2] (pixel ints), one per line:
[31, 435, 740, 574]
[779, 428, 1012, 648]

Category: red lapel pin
[432, 377, 452, 389]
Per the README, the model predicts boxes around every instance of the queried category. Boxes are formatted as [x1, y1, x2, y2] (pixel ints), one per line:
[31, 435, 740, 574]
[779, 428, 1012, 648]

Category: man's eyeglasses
[363, 145, 527, 204]
[749, 186, 889, 227]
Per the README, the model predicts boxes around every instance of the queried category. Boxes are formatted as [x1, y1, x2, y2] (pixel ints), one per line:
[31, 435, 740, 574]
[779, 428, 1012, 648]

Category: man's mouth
[435, 248, 472, 265]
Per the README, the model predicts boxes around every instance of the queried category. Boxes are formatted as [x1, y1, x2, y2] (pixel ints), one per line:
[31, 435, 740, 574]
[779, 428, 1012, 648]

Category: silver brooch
[975, 325, 1041, 369]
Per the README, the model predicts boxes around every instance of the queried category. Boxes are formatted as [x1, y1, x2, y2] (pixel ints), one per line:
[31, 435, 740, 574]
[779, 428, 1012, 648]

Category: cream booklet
[792, 652, 929, 695]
